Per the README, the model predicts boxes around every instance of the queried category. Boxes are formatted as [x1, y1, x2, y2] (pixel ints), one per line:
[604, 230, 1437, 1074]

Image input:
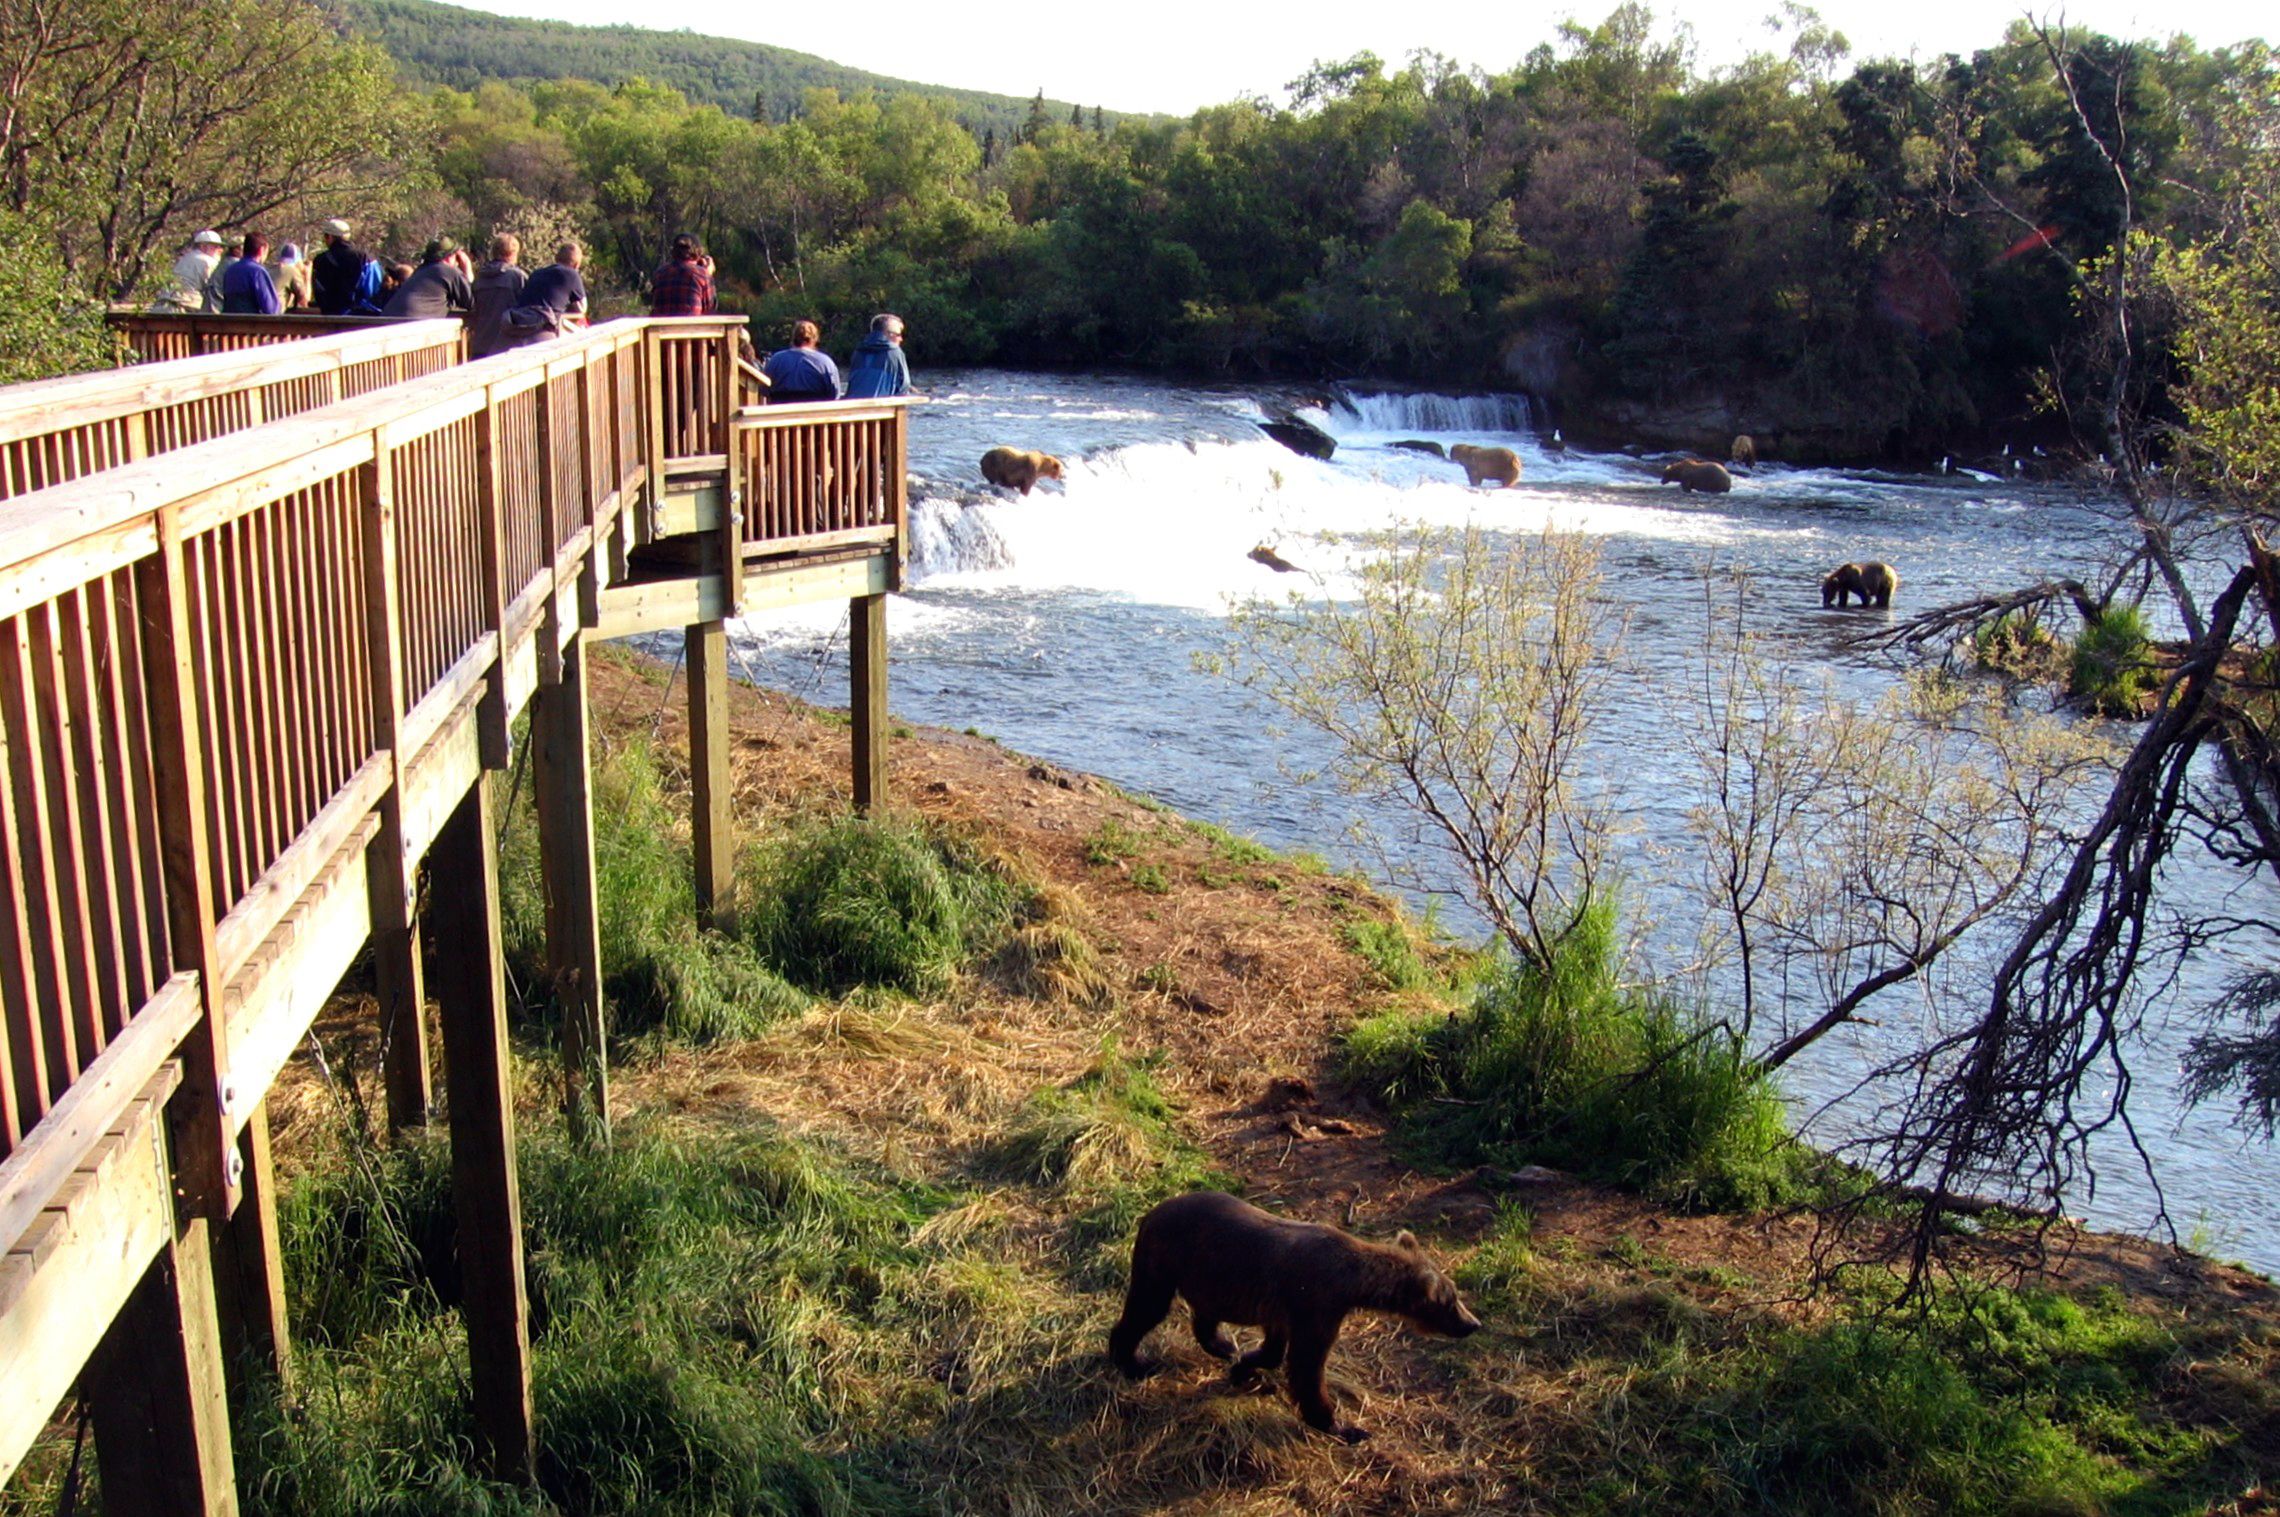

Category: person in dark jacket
[312, 218, 370, 316]
[218, 233, 282, 314]
[843, 312, 911, 398]
[648, 233, 715, 317]
[761, 320, 841, 403]
[467, 233, 528, 358]
[384, 239, 474, 320]
[492, 242, 589, 351]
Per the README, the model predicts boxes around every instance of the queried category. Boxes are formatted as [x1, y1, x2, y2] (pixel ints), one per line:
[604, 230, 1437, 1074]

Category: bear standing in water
[1821, 560, 1900, 608]
[1109, 1191, 1480, 1441]
[980, 446, 1064, 495]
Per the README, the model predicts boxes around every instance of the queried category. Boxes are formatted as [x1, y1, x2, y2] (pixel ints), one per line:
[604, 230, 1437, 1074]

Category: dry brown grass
[234, 641, 2280, 1517]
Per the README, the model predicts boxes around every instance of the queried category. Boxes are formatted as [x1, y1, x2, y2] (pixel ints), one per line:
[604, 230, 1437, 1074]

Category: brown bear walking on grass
[1108, 1190, 1480, 1442]
[980, 447, 1065, 495]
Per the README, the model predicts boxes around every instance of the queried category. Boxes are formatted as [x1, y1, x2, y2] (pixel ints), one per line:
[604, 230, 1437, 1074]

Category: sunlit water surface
[711, 368, 2280, 1273]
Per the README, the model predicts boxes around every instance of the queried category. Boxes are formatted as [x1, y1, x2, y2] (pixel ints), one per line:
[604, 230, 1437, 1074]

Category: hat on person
[422, 237, 459, 262]
[322, 218, 351, 237]
[192, 228, 224, 247]
[279, 243, 302, 263]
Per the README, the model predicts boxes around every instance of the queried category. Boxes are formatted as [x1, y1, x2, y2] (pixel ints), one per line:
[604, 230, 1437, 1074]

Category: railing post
[574, 357, 602, 627]
[430, 772, 537, 1484]
[642, 327, 667, 539]
[850, 593, 887, 813]
[890, 406, 909, 593]
[686, 621, 733, 928]
[473, 390, 510, 770]
[360, 445, 431, 1129]
[532, 635, 607, 1141]
[718, 326, 745, 617]
[133, 509, 237, 1219]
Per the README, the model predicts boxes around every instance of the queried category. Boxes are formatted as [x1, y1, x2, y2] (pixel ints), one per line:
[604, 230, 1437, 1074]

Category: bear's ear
[1394, 1229, 1421, 1253]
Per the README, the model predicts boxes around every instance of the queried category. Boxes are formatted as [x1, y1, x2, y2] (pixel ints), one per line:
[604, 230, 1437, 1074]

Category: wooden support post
[532, 637, 607, 1142]
[211, 1100, 290, 1387]
[360, 447, 431, 1129]
[88, 1214, 239, 1517]
[430, 774, 536, 1484]
[850, 593, 888, 813]
[685, 621, 733, 929]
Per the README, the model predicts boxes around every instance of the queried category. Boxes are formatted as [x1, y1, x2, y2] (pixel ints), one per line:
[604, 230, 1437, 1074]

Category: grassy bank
[6, 643, 2271, 1516]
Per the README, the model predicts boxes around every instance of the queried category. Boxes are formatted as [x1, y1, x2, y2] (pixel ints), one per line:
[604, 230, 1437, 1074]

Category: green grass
[988, 1043, 1230, 1284]
[498, 733, 809, 1045]
[1345, 901, 1815, 1209]
[1189, 819, 1276, 867]
[1572, 1285, 2243, 1516]
[241, 1113, 948, 1516]
[1130, 861, 1170, 895]
[743, 814, 1023, 998]
[2070, 604, 2160, 716]
[1082, 818, 1144, 866]
[1343, 914, 1431, 992]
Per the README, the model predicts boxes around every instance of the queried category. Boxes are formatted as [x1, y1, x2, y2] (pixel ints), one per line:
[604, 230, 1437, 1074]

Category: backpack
[347, 257, 385, 316]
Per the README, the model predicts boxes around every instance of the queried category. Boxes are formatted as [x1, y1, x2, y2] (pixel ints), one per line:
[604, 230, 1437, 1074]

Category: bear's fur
[1108, 1190, 1480, 1442]
[1248, 544, 1301, 574]
[1449, 444, 1522, 488]
[980, 447, 1065, 495]
[1660, 458, 1733, 494]
[1731, 433, 1757, 467]
[1821, 560, 1900, 608]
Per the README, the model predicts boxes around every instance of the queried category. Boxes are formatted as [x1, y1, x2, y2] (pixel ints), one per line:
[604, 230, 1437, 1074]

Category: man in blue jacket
[843, 313, 911, 398]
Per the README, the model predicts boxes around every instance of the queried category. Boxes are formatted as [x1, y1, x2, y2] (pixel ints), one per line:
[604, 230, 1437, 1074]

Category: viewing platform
[0, 312, 909, 1507]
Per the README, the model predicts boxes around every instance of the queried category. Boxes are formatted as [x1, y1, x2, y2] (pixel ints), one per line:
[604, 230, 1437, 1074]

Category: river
[717, 368, 2280, 1274]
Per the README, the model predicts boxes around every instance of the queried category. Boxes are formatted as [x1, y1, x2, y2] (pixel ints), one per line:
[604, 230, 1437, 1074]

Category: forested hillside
[3, 0, 2274, 460]
[336, 0, 1115, 137]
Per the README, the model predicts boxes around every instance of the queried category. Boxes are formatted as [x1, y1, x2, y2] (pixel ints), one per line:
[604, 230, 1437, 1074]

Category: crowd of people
[150, 221, 914, 399]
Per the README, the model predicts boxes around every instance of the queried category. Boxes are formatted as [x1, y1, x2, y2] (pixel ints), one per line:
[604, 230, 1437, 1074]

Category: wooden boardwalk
[0, 313, 908, 1508]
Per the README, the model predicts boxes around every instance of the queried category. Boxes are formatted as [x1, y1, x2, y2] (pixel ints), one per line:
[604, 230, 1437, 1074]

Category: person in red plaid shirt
[648, 233, 716, 316]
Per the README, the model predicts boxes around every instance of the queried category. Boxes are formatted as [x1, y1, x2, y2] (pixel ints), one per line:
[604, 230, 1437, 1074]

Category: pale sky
[466, 0, 2270, 115]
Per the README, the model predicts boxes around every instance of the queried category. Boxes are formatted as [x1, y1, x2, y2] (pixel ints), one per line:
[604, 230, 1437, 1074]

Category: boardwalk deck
[0, 314, 907, 1506]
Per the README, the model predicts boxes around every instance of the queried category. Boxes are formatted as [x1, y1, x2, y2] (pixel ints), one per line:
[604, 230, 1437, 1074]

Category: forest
[0, 0, 2274, 458]
[337, 0, 1111, 138]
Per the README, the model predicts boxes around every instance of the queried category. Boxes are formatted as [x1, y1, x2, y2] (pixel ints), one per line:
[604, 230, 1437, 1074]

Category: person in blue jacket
[218, 232, 283, 314]
[761, 320, 841, 404]
[843, 313, 911, 398]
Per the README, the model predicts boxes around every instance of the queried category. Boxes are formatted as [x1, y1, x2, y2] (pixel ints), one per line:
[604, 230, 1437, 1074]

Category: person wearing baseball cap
[313, 217, 371, 316]
[152, 228, 227, 313]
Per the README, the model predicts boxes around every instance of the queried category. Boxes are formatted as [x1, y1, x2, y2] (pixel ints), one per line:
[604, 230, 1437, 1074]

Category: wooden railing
[0, 313, 872, 1501]
[736, 400, 909, 579]
[107, 311, 435, 364]
[1, 321, 465, 499]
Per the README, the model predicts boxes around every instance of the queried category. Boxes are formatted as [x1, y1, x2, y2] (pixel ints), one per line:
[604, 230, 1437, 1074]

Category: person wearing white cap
[313, 217, 371, 316]
[152, 228, 226, 313]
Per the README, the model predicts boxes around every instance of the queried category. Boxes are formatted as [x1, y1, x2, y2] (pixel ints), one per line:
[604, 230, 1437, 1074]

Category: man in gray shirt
[384, 238, 474, 320]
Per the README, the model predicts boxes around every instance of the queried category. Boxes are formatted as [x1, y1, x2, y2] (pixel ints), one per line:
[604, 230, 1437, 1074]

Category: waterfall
[1321, 389, 1540, 436]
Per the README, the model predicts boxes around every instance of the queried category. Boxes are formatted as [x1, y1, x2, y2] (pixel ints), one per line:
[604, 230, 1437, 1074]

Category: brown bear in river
[979, 447, 1065, 495]
[1108, 1190, 1480, 1442]
[1821, 560, 1900, 608]
[1448, 443, 1522, 488]
[1660, 458, 1733, 493]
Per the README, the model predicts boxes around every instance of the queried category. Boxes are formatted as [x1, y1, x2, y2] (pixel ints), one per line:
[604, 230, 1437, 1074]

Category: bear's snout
[1450, 1304, 1482, 1337]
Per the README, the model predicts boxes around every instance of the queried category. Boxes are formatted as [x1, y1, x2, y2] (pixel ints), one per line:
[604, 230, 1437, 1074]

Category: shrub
[1344, 914, 1431, 991]
[251, 1115, 938, 1516]
[1973, 610, 2067, 682]
[498, 733, 808, 1044]
[1344, 901, 1809, 1208]
[2069, 604, 2159, 716]
[745, 814, 1020, 997]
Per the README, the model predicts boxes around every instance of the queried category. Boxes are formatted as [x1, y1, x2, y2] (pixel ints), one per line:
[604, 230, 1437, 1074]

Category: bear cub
[1108, 1190, 1480, 1442]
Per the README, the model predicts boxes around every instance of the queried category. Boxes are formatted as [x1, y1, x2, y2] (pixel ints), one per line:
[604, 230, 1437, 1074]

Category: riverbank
[13, 642, 2268, 1514]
